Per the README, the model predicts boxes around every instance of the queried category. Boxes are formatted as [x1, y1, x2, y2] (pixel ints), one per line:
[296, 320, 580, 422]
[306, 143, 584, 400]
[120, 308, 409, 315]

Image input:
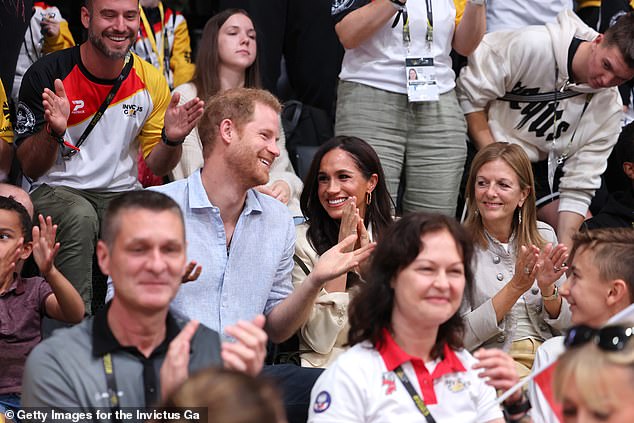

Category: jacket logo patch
[15, 102, 35, 135]
[332, 0, 356, 15]
[72, 100, 85, 114]
[382, 372, 396, 395]
[122, 103, 144, 117]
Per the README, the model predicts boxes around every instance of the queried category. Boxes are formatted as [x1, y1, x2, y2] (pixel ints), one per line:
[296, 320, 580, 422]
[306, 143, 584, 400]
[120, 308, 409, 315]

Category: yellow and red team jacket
[1, 80, 12, 144]
[12, 2, 75, 100]
[132, 2, 195, 89]
[14, 47, 171, 192]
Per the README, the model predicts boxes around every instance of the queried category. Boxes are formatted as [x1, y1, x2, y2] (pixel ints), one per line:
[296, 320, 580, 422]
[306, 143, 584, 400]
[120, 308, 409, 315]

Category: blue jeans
[0, 393, 21, 422]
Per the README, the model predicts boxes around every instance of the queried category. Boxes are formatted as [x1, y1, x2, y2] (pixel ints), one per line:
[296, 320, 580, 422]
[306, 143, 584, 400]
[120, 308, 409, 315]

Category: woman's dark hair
[191, 9, 261, 101]
[348, 212, 474, 359]
[300, 136, 393, 257]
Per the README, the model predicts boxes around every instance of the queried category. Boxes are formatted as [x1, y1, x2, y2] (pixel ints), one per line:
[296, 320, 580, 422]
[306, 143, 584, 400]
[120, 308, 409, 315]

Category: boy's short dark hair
[0, 196, 33, 243]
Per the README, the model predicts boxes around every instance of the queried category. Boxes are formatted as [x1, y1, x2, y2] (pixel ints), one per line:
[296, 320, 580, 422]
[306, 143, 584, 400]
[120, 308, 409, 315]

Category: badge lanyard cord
[139, 2, 166, 76]
[548, 65, 593, 191]
[394, 366, 438, 423]
[103, 353, 123, 423]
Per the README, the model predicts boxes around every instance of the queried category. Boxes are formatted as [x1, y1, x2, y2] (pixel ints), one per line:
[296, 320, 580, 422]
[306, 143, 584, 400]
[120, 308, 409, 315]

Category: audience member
[0, 81, 13, 182]
[530, 228, 634, 422]
[11, 2, 75, 101]
[553, 323, 634, 422]
[0, 184, 34, 219]
[585, 128, 634, 229]
[309, 213, 529, 422]
[132, 0, 195, 90]
[486, 0, 573, 32]
[170, 9, 302, 214]
[21, 190, 266, 411]
[293, 136, 392, 367]
[332, 0, 486, 215]
[0, 197, 84, 415]
[0, 0, 33, 96]
[148, 87, 374, 422]
[462, 143, 570, 376]
[159, 367, 287, 423]
[13, 0, 204, 313]
[218, 0, 343, 118]
[456, 10, 634, 248]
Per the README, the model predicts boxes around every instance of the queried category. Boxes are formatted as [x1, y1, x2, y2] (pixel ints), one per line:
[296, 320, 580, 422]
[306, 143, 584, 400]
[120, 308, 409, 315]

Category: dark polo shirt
[0, 274, 52, 394]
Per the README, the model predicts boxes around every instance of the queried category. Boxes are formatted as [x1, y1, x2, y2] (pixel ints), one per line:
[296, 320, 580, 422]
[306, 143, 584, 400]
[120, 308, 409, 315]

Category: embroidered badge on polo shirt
[313, 391, 332, 413]
[382, 372, 396, 395]
[445, 376, 470, 393]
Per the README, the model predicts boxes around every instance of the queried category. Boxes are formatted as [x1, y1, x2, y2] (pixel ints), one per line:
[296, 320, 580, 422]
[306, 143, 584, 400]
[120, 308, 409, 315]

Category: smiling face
[586, 36, 634, 89]
[560, 247, 613, 327]
[474, 159, 529, 234]
[82, 0, 139, 60]
[98, 208, 186, 313]
[391, 229, 466, 330]
[226, 102, 280, 189]
[317, 148, 377, 220]
[217, 13, 257, 73]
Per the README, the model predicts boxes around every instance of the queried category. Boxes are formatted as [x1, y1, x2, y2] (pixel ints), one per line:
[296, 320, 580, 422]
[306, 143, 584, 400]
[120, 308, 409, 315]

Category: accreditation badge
[406, 56, 439, 103]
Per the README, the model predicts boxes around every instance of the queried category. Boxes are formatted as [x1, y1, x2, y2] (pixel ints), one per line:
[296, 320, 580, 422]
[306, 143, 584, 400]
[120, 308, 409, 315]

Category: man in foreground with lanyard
[14, 0, 204, 316]
[456, 10, 634, 249]
[132, 0, 195, 90]
[21, 190, 267, 415]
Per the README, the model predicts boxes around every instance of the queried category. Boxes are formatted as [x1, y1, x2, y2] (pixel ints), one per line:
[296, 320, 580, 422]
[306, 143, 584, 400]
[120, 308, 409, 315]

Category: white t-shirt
[308, 332, 503, 422]
[338, 0, 457, 95]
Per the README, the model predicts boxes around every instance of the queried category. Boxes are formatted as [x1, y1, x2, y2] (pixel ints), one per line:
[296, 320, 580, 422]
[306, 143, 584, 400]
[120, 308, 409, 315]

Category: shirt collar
[92, 302, 181, 357]
[1, 273, 26, 296]
[378, 328, 466, 378]
[186, 169, 263, 216]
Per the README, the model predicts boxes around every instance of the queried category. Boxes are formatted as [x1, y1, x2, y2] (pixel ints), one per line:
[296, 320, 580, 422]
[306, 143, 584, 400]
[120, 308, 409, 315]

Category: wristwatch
[468, 0, 486, 5]
[541, 286, 559, 301]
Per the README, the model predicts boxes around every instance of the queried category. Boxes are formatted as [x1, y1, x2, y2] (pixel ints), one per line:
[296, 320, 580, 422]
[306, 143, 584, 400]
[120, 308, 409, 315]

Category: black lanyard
[394, 366, 437, 423]
[63, 53, 134, 159]
[102, 353, 123, 423]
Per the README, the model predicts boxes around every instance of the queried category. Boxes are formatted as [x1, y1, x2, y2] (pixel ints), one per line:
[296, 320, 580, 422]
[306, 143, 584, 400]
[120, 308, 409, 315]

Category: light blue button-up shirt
[150, 170, 295, 334]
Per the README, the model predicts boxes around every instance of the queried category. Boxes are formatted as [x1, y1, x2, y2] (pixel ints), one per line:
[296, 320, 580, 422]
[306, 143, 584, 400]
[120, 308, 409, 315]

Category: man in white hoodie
[456, 10, 634, 249]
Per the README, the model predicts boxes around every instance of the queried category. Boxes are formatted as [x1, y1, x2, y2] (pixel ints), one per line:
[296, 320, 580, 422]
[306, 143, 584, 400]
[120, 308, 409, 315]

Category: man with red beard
[13, 0, 204, 316]
[150, 87, 375, 423]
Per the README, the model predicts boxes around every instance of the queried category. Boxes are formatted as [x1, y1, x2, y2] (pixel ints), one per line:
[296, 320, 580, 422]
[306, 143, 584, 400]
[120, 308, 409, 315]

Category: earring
[366, 191, 372, 205]
[518, 207, 523, 225]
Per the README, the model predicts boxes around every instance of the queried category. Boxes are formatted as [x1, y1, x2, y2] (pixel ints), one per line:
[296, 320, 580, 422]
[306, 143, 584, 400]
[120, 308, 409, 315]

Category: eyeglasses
[563, 325, 634, 352]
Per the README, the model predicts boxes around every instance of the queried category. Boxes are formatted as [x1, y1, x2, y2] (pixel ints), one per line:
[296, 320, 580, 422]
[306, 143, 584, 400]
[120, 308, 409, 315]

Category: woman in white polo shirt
[331, 0, 486, 215]
[308, 212, 528, 422]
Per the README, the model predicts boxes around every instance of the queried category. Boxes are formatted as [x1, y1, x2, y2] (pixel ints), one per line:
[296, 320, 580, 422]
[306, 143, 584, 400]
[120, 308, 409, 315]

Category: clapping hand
[535, 243, 568, 291]
[163, 92, 204, 141]
[32, 214, 60, 278]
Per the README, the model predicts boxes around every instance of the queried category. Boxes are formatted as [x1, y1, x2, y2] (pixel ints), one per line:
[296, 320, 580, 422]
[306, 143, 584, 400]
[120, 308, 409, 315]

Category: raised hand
[163, 92, 204, 141]
[42, 79, 70, 135]
[472, 348, 523, 405]
[337, 197, 359, 252]
[160, 319, 199, 402]
[510, 244, 540, 293]
[312, 234, 376, 285]
[0, 238, 23, 286]
[222, 314, 267, 376]
[32, 214, 60, 278]
[535, 243, 568, 291]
